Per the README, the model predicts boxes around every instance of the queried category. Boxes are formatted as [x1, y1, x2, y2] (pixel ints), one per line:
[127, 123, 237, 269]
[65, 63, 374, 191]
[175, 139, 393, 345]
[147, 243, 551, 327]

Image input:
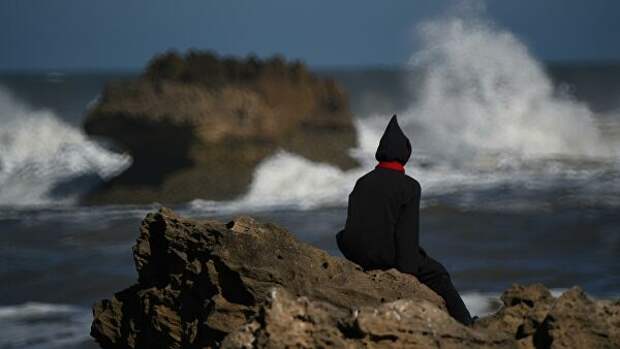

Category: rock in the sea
[91, 209, 620, 348]
[83, 51, 358, 204]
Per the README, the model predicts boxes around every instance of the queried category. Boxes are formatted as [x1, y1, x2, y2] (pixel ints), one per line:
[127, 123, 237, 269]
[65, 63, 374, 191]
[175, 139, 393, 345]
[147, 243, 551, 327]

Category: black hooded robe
[336, 115, 472, 325]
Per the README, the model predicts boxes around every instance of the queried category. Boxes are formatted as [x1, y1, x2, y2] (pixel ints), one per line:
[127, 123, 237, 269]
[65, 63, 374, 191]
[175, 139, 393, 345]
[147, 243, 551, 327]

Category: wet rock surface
[83, 51, 358, 204]
[91, 209, 620, 348]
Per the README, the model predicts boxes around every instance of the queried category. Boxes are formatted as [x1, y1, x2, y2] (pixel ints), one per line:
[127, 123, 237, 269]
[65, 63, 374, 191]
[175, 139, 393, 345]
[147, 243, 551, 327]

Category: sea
[1, 17, 620, 349]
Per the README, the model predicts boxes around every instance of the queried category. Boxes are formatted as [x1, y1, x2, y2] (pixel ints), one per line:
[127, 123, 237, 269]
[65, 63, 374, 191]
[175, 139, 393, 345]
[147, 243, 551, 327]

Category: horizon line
[2, 59, 620, 75]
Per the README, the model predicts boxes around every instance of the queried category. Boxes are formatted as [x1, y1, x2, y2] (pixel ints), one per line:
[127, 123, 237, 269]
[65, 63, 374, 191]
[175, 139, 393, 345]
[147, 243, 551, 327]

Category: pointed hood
[375, 115, 412, 165]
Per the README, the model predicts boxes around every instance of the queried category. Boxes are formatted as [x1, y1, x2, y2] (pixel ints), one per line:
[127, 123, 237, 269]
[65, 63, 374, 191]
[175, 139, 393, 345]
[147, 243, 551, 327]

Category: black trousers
[336, 232, 472, 325]
[415, 250, 472, 326]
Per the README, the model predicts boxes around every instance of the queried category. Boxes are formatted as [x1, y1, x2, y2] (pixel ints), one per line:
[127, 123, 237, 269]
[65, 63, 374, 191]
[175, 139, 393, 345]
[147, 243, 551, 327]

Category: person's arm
[394, 181, 421, 274]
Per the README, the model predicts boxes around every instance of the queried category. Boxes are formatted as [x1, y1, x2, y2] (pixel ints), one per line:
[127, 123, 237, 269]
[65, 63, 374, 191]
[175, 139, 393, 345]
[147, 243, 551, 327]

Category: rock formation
[476, 284, 620, 348]
[221, 287, 512, 349]
[83, 51, 358, 204]
[91, 209, 620, 348]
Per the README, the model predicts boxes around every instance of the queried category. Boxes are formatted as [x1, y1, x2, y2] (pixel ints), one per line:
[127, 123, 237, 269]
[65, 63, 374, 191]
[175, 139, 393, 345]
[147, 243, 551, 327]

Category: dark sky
[1, 0, 620, 71]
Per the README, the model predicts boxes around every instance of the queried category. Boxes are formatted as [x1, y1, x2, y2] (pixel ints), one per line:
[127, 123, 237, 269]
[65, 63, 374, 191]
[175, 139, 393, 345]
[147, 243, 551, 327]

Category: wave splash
[399, 11, 613, 164]
[0, 87, 131, 206]
[4, 7, 618, 210]
[191, 8, 618, 212]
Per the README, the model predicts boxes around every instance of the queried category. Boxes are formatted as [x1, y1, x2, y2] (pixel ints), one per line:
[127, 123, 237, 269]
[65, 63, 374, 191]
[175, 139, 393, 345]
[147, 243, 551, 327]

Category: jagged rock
[82, 51, 358, 204]
[91, 209, 620, 348]
[532, 288, 620, 348]
[222, 288, 513, 349]
[474, 284, 555, 341]
[474, 284, 620, 348]
[91, 208, 443, 348]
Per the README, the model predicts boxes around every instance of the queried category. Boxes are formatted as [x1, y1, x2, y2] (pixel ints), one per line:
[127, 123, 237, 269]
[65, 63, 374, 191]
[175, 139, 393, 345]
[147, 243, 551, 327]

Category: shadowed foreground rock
[91, 209, 620, 348]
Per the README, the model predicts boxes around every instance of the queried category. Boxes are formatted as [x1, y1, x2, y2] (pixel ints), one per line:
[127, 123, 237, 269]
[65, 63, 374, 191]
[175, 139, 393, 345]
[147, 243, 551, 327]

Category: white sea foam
[3, 5, 620, 212]
[0, 86, 131, 206]
[461, 288, 572, 317]
[190, 5, 620, 214]
[399, 9, 614, 163]
[460, 291, 502, 316]
[0, 302, 92, 348]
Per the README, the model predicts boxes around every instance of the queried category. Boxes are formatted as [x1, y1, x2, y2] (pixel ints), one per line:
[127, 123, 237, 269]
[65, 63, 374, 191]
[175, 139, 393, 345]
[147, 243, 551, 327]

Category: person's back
[338, 160, 421, 272]
[336, 115, 473, 326]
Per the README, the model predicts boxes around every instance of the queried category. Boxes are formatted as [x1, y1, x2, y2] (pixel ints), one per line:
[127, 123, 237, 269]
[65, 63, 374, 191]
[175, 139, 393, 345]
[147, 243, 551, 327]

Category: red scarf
[376, 161, 405, 173]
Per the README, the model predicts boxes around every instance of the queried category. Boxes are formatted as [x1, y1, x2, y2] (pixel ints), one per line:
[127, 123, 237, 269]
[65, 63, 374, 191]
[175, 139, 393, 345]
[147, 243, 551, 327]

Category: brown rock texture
[83, 51, 358, 204]
[474, 284, 620, 349]
[222, 288, 512, 349]
[91, 209, 620, 348]
[91, 208, 443, 348]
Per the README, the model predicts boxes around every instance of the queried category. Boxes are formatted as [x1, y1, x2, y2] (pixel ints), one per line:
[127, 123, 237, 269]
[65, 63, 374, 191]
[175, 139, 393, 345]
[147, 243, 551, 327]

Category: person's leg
[416, 254, 472, 325]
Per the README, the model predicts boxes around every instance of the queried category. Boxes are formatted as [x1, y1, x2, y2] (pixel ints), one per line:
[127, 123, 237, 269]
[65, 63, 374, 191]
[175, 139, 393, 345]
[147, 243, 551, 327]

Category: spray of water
[190, 6, 620, 212]
[4, 5, 617, 210]
[398, 10, 614, 164]
[0, 87, 131, 206]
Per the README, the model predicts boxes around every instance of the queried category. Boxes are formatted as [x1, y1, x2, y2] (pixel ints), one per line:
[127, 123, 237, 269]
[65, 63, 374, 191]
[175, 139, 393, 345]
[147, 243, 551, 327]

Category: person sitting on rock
[336, 115, 473, 325]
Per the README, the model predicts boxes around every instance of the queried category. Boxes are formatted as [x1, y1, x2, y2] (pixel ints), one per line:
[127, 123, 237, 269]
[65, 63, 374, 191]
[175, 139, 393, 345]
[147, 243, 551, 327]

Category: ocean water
[2, 16, 620, 349]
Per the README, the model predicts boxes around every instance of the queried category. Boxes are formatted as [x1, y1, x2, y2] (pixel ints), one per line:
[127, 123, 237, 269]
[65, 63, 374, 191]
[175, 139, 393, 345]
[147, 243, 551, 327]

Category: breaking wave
[191, 7, 619, 213]
[0, 87, 131, 206]
[399, 10, 614, 164]
[2, 5, 619, 211]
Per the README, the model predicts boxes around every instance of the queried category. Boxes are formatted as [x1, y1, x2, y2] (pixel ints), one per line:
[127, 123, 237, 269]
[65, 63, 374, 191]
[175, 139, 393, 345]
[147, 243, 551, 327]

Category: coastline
[91, 208, 620, 348]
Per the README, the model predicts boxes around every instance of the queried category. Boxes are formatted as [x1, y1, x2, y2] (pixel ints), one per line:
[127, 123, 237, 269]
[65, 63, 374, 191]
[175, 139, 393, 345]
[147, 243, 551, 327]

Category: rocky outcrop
[91, 208, 443, 348]
[221, 288, 512, 349]
[91, 209, 620, 348]
[83, 51, 358, 204]
[475, 284, 620, 348]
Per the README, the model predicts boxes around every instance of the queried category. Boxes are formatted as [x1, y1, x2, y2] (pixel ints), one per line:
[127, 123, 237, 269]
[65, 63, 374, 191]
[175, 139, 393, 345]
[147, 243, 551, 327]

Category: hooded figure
[336, 115, 472, 325]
